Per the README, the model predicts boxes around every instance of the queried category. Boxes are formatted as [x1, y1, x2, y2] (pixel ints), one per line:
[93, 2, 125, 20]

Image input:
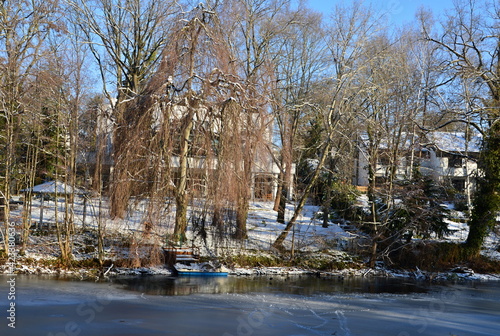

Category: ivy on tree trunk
[466, 121, 500, 255]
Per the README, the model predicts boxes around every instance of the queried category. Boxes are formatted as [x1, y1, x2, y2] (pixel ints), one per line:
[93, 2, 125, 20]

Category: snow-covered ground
[442, 204, 500, 261]
[7, 196, 355, 257]
[3, 195, 500, 279]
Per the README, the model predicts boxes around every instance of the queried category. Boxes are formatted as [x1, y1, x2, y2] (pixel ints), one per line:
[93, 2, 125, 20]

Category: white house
[355, 131, 482, 194]
[419, 131, 481, 193]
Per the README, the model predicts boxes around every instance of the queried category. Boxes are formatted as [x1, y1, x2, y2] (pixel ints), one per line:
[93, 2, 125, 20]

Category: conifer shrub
[466, 121, 500, 255]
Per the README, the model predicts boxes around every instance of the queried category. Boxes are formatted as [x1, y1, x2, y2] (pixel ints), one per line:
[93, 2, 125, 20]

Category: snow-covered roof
[357, 131, 483, 154]
[357, 132, 416, 150]
[21, 181, 85, 195]
[425, 131, 482, 154]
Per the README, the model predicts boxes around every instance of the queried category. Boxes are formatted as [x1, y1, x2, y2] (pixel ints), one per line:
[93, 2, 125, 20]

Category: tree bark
[273, 141, 331, 249]
[174, 109, 194, 242]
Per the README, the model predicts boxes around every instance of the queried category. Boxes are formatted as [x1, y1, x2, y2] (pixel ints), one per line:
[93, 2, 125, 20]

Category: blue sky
[305, 0, 455, 25]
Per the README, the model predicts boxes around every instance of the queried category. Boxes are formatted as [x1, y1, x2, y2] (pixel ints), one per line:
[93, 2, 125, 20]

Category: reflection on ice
[113, 274, 432, 296]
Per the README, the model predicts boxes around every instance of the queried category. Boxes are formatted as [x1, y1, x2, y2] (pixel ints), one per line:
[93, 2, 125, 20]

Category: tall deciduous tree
[170, 5, 219, 242]
[218, 0, 298, 239]
[357, 29, 442, 266]
[273, 1, 380, 249]
[270, 6, 327, 224]
[421, 0, 500, 256]
[68, 0, 177, 218]
[0, 0, 59, 251]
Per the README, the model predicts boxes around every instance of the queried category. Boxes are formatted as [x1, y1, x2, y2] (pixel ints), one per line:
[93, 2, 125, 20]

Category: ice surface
[1, 275, 499, 336]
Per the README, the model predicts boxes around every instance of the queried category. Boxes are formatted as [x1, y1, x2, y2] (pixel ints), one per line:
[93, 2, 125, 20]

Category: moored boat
[174, 262, 228, 277]
[176, 269, 228, 276]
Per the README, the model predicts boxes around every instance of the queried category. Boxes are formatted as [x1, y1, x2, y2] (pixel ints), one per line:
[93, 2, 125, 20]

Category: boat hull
[177, 271, 228, 277]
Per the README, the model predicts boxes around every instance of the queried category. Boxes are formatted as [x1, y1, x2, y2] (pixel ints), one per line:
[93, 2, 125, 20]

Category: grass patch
[221, 253, 282, 268]
[294, 253, 362, 271]
[0, 249, 7, 264]
[219, 250, 363, 271]
[391, 241, 500, 272]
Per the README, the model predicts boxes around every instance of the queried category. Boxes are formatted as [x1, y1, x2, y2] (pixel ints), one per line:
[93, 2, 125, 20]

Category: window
[254, 175, 274, 200]
[449, 155, 463, 168]
[451, 179, 466, 192]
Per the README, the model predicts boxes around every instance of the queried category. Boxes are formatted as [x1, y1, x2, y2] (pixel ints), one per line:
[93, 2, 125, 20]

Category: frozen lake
[1, 274, 499, 335]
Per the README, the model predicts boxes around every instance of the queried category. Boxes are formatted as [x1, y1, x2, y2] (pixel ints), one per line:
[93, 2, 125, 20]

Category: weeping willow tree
[70, 0, 293, 252]
[99, 3, 253, 247]
[66, 0, 179, 265]
[159, 2, 271, 244]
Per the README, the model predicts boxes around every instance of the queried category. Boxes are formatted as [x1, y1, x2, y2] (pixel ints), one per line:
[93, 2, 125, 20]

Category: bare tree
[273, 1, 381, 249]
[420, 0, 500, 256]
[357, 30, 430, 266]
[270, 6, 327, 224]
[67, 0, 178, 218]
[219, 0, 298, 239]
[0, 0, 59, 251]
[169, 6, 218, 242]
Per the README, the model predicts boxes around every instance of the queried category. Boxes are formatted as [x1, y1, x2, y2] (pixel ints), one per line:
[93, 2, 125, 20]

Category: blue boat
[176, 269, 229, 277]
[174, 262, 228, 277]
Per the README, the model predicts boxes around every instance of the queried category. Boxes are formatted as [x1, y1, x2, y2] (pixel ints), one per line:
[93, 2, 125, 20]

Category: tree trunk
[2, 116, 14, 253]
[234, 155, 251, 240]
[273, 141, 331, 249]
[273, 171, 283, 212]
[277, 154, 293, 224]
[322, 167, 333, 228]
[235, 198, 249, 239]
[276, 184, 286, 224]
[21, 131, 40, 253]
[174, 109, 194, 243]
[368, 163, 380, 267]
[369, 234, 378, 268]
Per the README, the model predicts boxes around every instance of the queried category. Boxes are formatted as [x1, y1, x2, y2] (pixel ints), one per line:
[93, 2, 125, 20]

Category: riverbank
[2, 200, 499, 283]
[2, 256, 500, 283]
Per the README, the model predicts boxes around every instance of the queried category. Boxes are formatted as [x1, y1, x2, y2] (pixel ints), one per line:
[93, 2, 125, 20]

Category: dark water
[0, 274, 499, 336]
[111, 274, 431, 296]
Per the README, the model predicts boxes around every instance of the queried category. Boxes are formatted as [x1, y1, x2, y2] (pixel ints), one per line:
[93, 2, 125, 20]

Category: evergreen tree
[466, 121, 500, 254]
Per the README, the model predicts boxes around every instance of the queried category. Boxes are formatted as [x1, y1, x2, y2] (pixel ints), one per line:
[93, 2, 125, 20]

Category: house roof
[358, 132, 415, 150]
[21, 181, 86, 195]
[425, 131, 482, 154]
[357, 131, 483, 154]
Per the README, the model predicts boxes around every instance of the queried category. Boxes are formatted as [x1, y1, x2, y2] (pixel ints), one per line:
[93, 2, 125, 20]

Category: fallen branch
[103, 263, 114, 277]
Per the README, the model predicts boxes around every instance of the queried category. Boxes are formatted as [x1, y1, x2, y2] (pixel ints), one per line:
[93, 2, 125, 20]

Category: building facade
[79, 101, 294, 201]
[355, 131, 482, 194]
